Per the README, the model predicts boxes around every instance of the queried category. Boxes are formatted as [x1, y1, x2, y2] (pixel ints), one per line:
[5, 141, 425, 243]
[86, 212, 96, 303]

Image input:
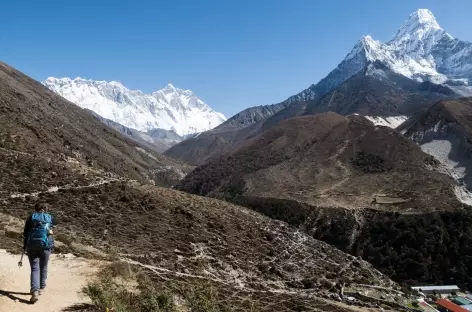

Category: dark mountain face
[0, 62, 191, 188]
[163, 122, 261, 166]
[305, 63, 455, 116]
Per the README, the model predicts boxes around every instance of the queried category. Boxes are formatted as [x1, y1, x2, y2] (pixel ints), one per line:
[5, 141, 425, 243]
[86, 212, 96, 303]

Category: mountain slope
[0, 61, 410, 311]
[176, 113, 472, 288]
[0, 62, 191, 189]
[3, 180, 404, 311]
[164, 102, 289, 165]
[213, 102, 289, 132]
[305, 62, 455, 116]
[399, 97, 472, 204]
[43, 77, 226, 136]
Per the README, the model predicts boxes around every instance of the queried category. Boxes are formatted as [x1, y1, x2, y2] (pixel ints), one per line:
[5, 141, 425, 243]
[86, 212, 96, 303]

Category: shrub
[84, 273, 175, 312]
[84, 263, 227, 312]
[176, 281, 222, 312]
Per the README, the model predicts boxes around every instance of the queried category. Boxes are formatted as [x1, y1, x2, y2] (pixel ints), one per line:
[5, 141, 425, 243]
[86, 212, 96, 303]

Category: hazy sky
[2, 0, 472, 116]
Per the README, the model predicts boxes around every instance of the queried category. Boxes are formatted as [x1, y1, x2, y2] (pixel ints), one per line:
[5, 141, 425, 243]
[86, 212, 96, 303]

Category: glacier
[43, 77, 226, 136]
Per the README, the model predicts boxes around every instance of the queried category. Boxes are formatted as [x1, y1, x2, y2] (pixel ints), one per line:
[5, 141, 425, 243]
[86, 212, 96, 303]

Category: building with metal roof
[412, 285, 460, 294]
[452, 297, 472, 306]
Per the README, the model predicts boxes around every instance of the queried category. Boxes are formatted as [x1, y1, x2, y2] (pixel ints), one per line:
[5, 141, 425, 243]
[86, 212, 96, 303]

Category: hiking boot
[30, 291, 39, 303]
[39, 288, 45, 295]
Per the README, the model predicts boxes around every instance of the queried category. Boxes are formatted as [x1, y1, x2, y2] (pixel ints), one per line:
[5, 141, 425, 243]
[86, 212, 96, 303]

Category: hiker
[23, 203, 57, 303]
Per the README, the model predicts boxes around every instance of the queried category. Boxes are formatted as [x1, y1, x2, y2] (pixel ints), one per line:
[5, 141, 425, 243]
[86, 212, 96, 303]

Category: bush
[84, 276, 175, 312]
[84, 263, 175, 312]
[176, 281, 222, 312]
[84, 263, 227, 312]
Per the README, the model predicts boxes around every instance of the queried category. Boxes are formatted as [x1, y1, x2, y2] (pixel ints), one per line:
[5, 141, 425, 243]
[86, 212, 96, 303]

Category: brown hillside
[177, 112, 472, 289]
[0, 62, 191, 187]
[0, 62, 405, 311]
[178, 112, 459, 212]
[1, 181, 401, 311]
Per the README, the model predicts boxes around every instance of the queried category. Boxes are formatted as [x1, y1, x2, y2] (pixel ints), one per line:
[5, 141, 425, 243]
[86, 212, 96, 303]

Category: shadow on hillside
[0, 289, 31, 304]
[62, 303, 96, 311]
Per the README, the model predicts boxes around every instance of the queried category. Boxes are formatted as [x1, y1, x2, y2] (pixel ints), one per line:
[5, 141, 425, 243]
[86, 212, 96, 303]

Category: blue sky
[2, 0, 472, 117]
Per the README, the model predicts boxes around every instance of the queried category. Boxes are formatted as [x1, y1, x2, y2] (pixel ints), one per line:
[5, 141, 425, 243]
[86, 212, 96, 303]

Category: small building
[436, 299, 469, 312]
[412, 285, 460, 295]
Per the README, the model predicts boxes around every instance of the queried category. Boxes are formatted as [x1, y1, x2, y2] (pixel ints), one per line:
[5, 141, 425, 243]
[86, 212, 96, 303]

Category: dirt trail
[9, 178, 123, 199]
[0, 250, 101, 312]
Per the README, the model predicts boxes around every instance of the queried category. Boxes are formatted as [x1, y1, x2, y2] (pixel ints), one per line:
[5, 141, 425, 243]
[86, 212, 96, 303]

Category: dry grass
[1, 180, 402, 311]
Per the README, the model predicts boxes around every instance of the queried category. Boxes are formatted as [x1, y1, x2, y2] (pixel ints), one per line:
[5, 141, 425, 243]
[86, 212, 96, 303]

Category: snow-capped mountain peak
[346, 35, 381, 61]
[286, 8, 472, 105]
[43, 77, 226, 136]
[162, 83, 177, 93]
[394, 9, 442, 40]
[391, 9, 451, 58]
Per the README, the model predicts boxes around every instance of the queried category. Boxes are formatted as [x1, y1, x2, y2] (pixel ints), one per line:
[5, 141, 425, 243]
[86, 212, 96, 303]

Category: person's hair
[34, 203, 48, 212]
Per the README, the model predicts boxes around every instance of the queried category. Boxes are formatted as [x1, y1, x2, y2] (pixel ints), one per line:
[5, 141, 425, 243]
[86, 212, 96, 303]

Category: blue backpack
[27, 212, 52, 251]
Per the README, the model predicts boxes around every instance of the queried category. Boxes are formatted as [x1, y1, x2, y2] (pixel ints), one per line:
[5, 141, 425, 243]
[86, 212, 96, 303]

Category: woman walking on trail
[23, 203, 57, 303]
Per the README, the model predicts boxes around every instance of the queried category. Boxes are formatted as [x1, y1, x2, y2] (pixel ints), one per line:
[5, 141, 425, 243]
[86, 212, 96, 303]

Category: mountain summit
[288, 8, 472, 106]
[393, 8, 442, 41]
[43, 77, 226, 136]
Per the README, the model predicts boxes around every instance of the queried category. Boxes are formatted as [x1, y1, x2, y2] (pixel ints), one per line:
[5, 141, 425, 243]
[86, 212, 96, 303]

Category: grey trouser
[28, 249, 51, 293]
